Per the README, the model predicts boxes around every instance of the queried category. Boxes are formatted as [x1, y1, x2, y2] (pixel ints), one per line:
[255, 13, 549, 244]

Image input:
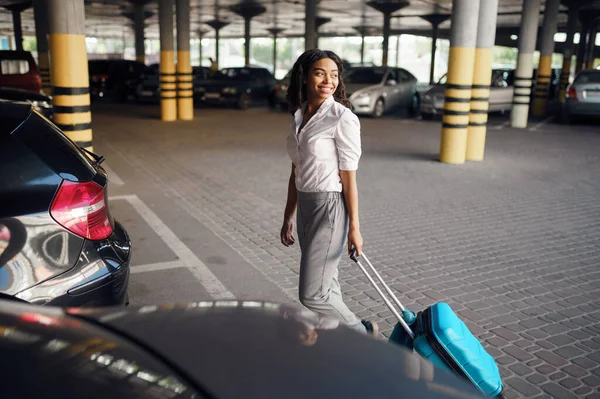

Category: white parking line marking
[529, 116, 554, 131]
[130, 261, 185, 274]
[110, 194, 235, 300]
[103, 163, 125, 185]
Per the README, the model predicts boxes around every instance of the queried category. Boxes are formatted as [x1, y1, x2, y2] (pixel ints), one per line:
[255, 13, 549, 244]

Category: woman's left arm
[340, 170, 363, 256]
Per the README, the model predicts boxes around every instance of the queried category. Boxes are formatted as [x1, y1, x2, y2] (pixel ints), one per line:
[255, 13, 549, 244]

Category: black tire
[408, 94, 420, 117]
[237, 93, 250, 110]
[372, 98, 385, 118]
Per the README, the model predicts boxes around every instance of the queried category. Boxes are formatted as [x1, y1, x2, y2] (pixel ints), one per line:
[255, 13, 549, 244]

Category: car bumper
[419, 99, 444, 115]
[200, 92, 238, 106]
[349, 96, 375, 115]
[565, 100, 600, 117]
[16, 220, 132, 307]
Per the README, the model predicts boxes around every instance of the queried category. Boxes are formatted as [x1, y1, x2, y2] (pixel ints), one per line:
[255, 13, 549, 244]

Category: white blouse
[286, 95, 362, 193]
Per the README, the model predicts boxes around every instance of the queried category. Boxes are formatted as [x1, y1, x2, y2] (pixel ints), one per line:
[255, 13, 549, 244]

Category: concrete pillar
[268, 28, 284, 74]
[361, 34, 366, 63]
[305, 0, 317, 50]
[421, 15, 450, 84]
[575, 12, 591, 73]
[395, 35, 400, 66]
[33, 0, 51, 94]
[367, 1, 409, 67]
[585, 22, 598, 69]
[559, 6, 579, 102]
[197, 29, 208, 66]
[510, 0, 541, 129]
[134, 3, 146, 63]
[176, 0, 193, 120]
[48, 0, 93, 150]
[12, 9, 23, 51]
[531, 0, 560, 117]
[159, 0, 177, 122]
[206, 20, 229, 70]
[231, 3, 266, 66]
[466, 0, 499, 162]
[439, 0, 480, 165]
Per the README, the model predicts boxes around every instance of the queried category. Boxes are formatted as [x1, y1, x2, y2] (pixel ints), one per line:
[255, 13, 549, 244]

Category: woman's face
[304, 57, 339, 102]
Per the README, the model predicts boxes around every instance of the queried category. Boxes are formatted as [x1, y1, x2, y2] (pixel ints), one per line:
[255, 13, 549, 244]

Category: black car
[0, 86, 53, 119]
[89, 59, 146, 102]
[137, 65, 212, 104]
[196, 67, 276, 110]
[0, 100, 131, 307]
[0, 299, 484, 399]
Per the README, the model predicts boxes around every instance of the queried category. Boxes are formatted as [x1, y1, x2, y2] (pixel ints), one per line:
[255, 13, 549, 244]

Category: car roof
[0, 99, 31, 136]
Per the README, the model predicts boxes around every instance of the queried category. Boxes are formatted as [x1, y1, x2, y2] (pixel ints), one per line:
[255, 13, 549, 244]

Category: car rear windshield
[345, 69, 386, 84]
[0, 59, 30, 75]
[88, 61, 111, 75]
[575, 72, 600, 84]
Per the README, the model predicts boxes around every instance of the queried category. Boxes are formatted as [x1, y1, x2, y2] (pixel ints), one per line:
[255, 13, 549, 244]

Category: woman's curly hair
[285, 49, 351, 114]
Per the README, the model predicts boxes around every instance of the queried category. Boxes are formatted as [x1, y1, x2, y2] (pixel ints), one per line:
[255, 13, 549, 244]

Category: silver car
[563, 69, 600, 123]
[420, 69, 515, 119]
[345, 67, 419, 118]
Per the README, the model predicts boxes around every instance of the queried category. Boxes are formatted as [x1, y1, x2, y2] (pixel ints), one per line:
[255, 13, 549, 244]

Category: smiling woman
[281, 49, 378, 337]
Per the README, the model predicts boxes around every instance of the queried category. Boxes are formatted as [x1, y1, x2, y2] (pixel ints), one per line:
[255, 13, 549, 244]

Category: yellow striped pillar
[176, 0, 193, 120]
[510, 0, 541, 128]
[33, 0, 51, 94]
[159, 0, 177, 122]
[48, 0, 93, 151]
[532, 0, 560, 117]
[439, 0, 480, 165]
[466, 0, 499, 162]
[558, 6, 579, 102]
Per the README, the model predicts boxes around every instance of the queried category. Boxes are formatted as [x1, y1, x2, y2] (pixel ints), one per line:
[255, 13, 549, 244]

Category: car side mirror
[386, 79, 397, 86]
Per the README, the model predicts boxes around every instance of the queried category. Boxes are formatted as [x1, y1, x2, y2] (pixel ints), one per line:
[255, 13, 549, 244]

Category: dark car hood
[0, 87, 51, 102]
[72, 301, 483, 399]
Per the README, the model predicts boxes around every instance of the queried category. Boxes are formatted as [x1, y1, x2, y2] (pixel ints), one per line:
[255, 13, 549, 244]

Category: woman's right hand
[280, 218, 295, 247]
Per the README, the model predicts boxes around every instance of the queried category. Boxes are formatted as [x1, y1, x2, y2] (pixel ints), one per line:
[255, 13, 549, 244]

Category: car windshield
[215, 68, 255, 81]
[575, 72, 600, 84]
[345, 68, 386, 84]
[88, 61, 110, 75]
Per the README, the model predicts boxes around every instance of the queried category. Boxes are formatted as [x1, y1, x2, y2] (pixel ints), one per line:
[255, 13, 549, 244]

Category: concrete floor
[94, 101, 600, 399]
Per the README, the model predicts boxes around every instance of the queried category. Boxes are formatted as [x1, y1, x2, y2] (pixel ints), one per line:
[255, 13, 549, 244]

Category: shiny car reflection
[0, 100, 131, 307]
[0, 299, 484, 399]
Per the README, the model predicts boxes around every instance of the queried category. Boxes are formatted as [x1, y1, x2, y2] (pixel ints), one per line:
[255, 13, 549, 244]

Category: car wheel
[237, 93, 250, 110]
[408, 94, 420, 117]
[372, 98, 385, 118]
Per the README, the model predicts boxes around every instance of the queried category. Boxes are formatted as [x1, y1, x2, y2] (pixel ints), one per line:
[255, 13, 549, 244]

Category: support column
[268, 28, 284, 75]
[197, 29, 208, 66]
[206, 20, 229, 70]
[585, 22, 598, 69]
[367, 1, 409, 66]
[134, 3, 146, 63]
[532, 0, 560, 117]
[439, 0, 480, 165]
[466, 0, 499, 162]
[48, 0, 93, 151]
[5, 3, 29, 52]
[176, 0, 193, 120]
[231, 3, 266, 66]
[575, 12, 591, 73]
[305, 0, 317, 50]
[395, 34, 401, 66]
[421, 15, 450, 84]
[33, 0, 51, 94]
[559, 5, 579, 102]
[361, 34, 365, 63]
[159, 0, 177, 122]
[510, 0, 541, 129]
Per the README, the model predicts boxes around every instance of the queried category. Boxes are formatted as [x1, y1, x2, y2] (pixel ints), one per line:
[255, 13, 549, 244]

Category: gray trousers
[296, 191, 366, 333]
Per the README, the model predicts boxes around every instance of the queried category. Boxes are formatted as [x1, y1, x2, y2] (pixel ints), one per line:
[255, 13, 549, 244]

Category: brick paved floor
[93, 102, 600, 399]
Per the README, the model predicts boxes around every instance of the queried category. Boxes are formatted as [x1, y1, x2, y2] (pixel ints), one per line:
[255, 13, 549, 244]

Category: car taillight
[566, 87, 577, 99]
[50, 180, 113, 240]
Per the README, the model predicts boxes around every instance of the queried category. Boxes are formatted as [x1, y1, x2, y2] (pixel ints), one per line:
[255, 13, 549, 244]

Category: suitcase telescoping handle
[350, 249, 415, 340]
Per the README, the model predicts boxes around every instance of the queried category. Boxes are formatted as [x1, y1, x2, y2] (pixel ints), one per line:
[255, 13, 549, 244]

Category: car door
[489, 70, 513, 112]
[396, 68, 416, 108]
[381, 69, 399, 110]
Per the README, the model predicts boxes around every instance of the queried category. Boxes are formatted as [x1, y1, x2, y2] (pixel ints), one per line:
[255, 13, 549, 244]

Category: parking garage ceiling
[0, 0, 599, 41]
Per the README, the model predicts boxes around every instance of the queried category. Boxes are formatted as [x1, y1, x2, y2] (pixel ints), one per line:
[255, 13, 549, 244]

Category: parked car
[135, 63, 160, 103]
[0, 299, 484, 399]
[274, 69, 292, 112]
[0, 100, 131, 307]
[89, 59, 146, 102]
[195, 67, 276, 110]
[345, 66, 420, 118]
[0, 86, 53, 119]
[420, 69, 515, 119]
[562, 69, 600, 123]
[0, 50, 42, 93]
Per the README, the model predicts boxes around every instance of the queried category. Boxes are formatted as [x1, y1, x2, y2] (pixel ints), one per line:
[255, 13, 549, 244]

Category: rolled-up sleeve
[334, 110, 362, 171]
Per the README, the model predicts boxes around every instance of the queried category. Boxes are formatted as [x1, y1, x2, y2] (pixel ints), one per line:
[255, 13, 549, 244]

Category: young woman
[280, 49, 378, 336]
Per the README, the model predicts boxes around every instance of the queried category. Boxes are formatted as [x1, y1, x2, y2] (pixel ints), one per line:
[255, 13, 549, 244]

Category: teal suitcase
[350, 250, 504, 398]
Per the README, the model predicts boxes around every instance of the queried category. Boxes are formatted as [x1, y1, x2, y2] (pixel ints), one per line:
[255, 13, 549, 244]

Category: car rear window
[89, 61, 110, 75]
[1, 59, 30, 75]
[345, 68, 386, 84]
[575, 72, 600, 84]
